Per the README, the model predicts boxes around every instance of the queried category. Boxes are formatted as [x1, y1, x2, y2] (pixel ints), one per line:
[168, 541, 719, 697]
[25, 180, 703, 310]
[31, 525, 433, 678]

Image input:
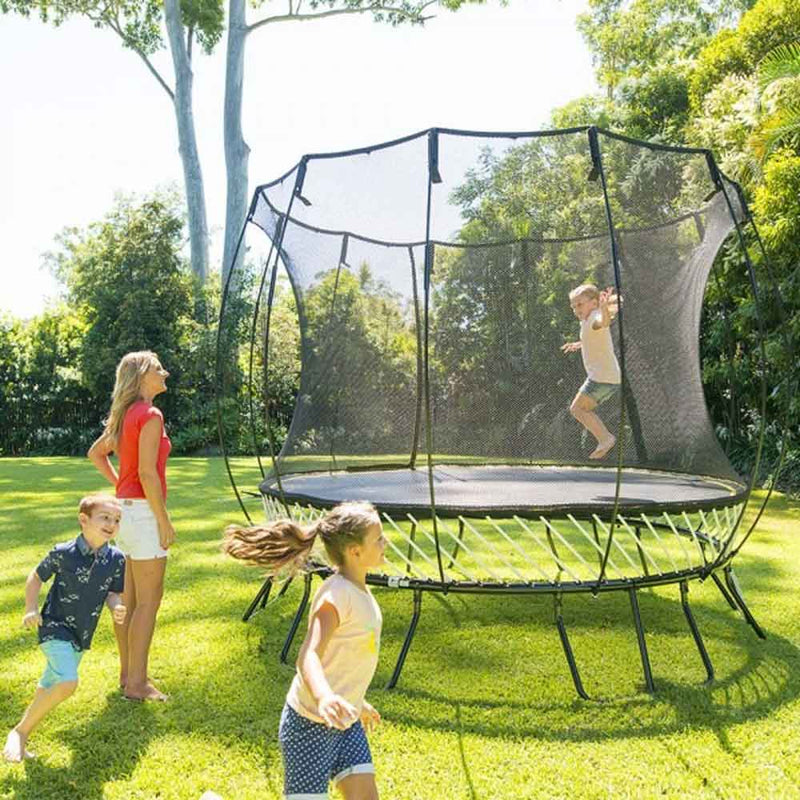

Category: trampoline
[217, 126, 787, 697]
[261, 465, 746, 516]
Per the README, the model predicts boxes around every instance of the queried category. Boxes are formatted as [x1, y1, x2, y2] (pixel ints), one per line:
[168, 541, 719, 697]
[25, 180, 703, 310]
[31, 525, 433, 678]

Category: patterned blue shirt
[36, 534, 125, 651]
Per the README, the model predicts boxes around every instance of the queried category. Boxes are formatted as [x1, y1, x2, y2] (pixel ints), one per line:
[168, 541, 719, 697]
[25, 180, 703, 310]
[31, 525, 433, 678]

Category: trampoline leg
[629, 588, 655, 694]
[280, 573, 313, 664]
[243, 577, 272, 622]
[386, 589, 422, 690]
[276, 576, 294, 601]
[553, 594, 589, 700]
[725, 567, 767, 640]
[680, 581, 714, 684]
[710, 571, 737, 610]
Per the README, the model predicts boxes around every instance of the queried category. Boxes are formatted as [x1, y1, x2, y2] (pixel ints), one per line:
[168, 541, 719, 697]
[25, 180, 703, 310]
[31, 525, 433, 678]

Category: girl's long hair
[222, 501, 380, 576]
[103, 351, 160, 447]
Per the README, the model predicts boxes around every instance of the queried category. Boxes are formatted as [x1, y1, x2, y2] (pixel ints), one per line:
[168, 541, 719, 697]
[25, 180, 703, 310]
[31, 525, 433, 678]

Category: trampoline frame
[216, 125, 791, 697]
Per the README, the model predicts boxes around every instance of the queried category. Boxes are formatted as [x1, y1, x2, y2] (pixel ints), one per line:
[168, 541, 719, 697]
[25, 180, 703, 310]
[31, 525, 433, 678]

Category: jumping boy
[3, 494, 126, 762]
[561, 283, 621, 459]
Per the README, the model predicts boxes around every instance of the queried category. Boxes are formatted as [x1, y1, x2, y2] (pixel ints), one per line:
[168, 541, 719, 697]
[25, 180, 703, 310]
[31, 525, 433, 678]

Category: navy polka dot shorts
[278, 703, 374, 799]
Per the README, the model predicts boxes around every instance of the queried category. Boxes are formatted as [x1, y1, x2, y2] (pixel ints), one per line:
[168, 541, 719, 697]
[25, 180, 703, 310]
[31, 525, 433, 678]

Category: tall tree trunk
[164, 0, 210, 284]
[223, 0, 250, 288]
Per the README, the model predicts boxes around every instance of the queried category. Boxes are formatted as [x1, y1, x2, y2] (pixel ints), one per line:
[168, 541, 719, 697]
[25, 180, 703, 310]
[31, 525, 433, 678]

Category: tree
[2, 0, 486, 290]
[577, 0, 752, 99]
[752, 41, 800, 163]
[47, 191, 195, 423]
[0, 0, 223, 283]
[220, 0, 483, 287]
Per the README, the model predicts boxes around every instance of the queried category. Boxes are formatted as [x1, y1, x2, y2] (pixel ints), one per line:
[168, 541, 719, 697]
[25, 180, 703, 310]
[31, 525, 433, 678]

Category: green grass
[1, 457, 799, 799]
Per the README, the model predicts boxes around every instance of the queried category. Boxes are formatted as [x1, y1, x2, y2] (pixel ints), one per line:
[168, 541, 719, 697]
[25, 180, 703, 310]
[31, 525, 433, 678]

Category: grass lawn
[1, 457, 799, 799]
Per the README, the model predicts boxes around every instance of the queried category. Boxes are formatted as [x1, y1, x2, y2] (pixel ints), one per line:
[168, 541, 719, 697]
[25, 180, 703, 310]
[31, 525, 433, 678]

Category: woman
[88, 351, 174, 701]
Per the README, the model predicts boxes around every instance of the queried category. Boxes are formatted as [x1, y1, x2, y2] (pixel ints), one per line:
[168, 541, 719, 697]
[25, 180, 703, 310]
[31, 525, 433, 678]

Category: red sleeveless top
[115, 401, 171, 500]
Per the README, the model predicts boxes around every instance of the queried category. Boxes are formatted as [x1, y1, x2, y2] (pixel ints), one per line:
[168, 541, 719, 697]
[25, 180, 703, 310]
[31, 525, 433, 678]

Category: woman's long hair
[222, 501, 380, 575]
[102, 351, 160, 447]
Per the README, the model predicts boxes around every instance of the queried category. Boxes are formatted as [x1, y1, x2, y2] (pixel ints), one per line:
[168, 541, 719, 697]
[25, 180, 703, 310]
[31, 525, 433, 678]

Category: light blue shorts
[278, 703, 374, 799]
[579, 378, 619, 406]
[39, 639, 84, 689]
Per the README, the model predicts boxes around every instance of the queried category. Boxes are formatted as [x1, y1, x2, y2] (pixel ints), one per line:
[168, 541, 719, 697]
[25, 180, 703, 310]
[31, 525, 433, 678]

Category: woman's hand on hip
[158, 518, 176, 550]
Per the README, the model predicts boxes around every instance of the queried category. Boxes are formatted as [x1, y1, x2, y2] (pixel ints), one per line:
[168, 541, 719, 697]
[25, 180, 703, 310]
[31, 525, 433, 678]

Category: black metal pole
[590, 127, 629, 588]
[628, 587, 655, 693]
[280, 572, 313, 663]
[422, 130, 446, 585]
[216, 205, 258, 524]
[554, 594, 589, 699]
[242, 576, 273, 622]
[386, 589, 423, 689]
[710, 571, 738, 609]
[724, 567, 766, 640]
[680, 581, 714, 683]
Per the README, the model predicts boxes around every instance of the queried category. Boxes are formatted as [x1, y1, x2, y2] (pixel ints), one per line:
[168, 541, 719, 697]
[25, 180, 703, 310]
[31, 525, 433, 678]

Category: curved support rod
[724, 567, 766, 640]
[680, 581, 714, 684]
[554, 594, 589, 700]
[386, 589, 423, 690]
[628, 588, 655, 694]
[280, 573, 313, 664]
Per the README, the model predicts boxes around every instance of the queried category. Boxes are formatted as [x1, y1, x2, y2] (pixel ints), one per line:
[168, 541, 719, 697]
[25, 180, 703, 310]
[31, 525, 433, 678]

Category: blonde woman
[88, 351, 174, 701]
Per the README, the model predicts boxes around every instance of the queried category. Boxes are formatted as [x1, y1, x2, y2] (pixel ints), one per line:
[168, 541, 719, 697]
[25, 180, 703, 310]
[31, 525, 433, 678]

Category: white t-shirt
[580, 310, 621, 384]
[286, 573, 382, 726]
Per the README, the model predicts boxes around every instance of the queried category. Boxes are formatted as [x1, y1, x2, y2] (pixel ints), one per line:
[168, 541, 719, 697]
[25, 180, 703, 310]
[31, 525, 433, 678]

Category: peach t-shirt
[286, 573, 382, 726]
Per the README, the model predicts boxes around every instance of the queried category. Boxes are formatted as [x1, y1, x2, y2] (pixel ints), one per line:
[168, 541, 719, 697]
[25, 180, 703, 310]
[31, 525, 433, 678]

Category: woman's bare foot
[123, 682, 168, 702]
[589, 435, 616, 459]
[3, 729, 33, 763]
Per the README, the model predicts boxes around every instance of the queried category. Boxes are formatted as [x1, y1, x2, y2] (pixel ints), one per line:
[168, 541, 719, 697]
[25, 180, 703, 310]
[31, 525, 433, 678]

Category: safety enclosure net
[223, 127, 754, 516]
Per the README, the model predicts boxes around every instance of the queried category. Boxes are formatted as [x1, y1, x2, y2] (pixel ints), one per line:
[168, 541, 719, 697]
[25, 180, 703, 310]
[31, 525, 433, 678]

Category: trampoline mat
[260, 465, 746, 516]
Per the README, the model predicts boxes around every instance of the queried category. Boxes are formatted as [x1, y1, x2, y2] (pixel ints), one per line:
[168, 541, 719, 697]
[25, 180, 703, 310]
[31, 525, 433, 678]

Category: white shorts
[117, 499, 168, 560]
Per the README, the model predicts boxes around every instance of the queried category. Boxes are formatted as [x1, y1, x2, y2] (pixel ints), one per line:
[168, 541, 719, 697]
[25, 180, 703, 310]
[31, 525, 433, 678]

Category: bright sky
[1, 0, 596, 318]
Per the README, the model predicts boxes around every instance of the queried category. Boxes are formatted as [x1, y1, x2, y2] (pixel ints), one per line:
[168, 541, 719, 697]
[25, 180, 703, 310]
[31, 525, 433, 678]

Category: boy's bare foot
[589, 436, 616, 460]
[3, 729, 29, 763]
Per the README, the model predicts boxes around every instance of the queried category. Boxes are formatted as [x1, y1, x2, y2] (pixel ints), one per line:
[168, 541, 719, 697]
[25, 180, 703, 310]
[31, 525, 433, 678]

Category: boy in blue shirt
[3, 494, 126, 762]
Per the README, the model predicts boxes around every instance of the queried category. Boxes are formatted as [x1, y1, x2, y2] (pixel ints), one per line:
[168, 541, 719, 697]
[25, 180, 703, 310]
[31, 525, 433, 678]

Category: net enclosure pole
[423, 129, 446, 586]
[704, 157, 770, 572]
[261, 159, 310, 517]
[216, 201, 258, 524]
[590, 127, 629, 587]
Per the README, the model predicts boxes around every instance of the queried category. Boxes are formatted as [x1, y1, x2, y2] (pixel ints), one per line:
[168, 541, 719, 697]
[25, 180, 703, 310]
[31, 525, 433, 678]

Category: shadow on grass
[0, 693, 159, 800]
[242, 576, 800, 749]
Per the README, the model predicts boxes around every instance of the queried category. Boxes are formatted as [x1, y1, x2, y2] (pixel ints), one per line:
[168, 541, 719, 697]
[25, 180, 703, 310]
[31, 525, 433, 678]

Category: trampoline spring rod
[567, 514, 623, 580]
[639, 513, 679, 574]
[619, 516, 661, 576]
[681, 511, 709, 567]
[445, 517, 466, 570]
[405, 522, 417, 574]
[593, 515, 641, 573]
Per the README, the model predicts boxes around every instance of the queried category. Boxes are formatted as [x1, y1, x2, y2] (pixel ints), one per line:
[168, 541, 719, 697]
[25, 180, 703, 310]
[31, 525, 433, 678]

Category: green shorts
[579, 378, 619, 406]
